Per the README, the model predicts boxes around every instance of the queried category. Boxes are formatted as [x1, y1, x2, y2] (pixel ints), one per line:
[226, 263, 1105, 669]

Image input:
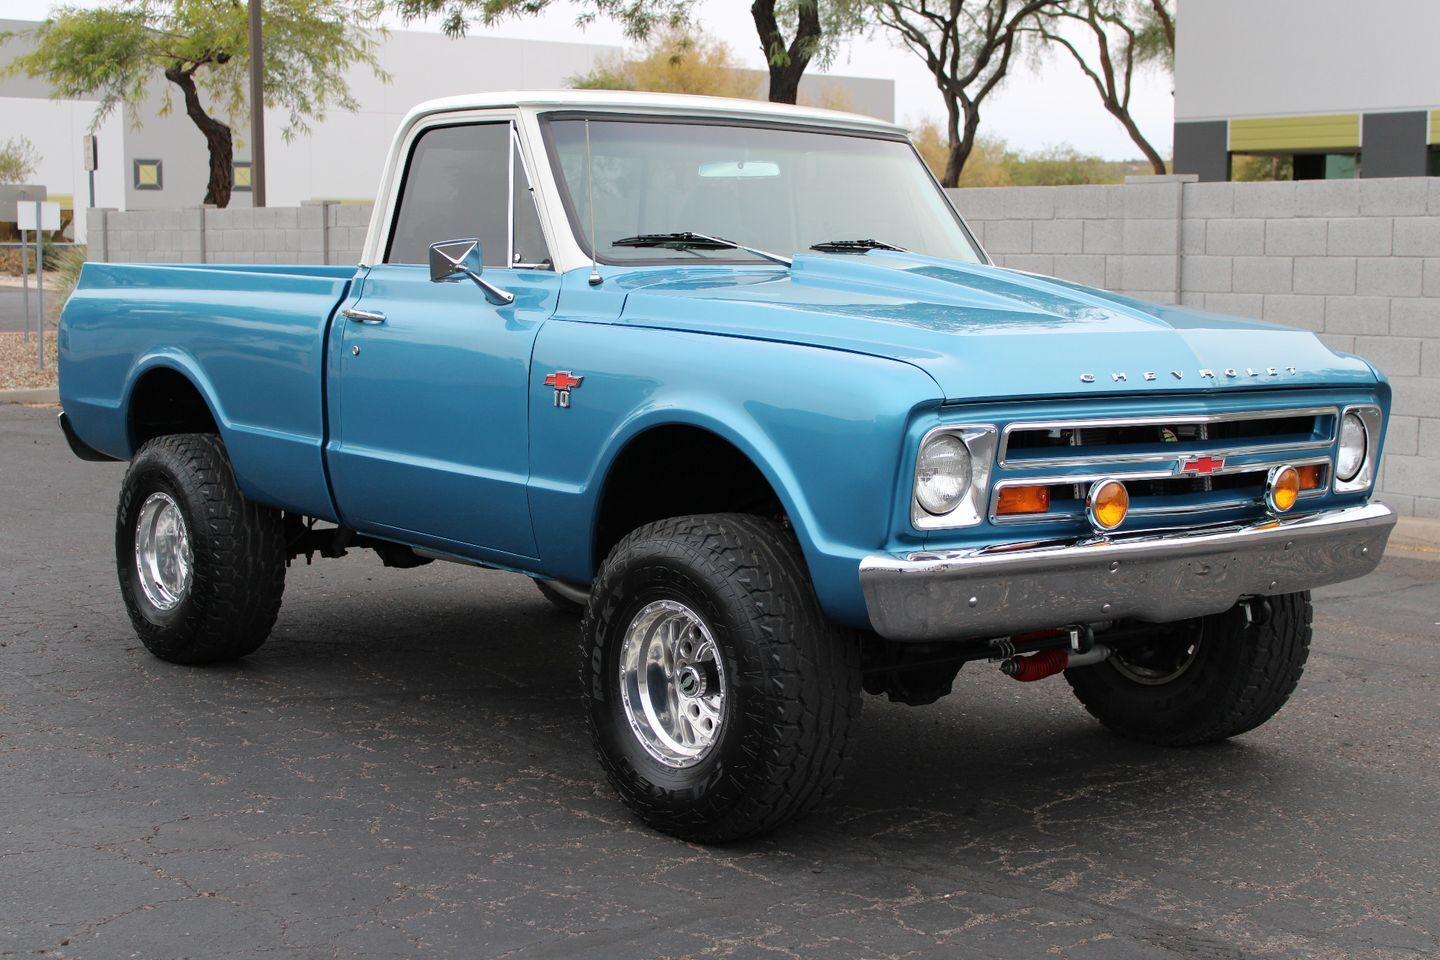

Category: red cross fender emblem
[544, 371, 584, 408]
[1177, 455, 1226, 475]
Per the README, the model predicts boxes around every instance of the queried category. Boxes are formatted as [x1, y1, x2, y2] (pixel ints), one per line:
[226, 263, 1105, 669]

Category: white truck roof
[402, 89, 906, 136]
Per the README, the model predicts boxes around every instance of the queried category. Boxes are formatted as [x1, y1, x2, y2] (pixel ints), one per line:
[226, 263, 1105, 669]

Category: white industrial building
[1174, 0, 1440, 181]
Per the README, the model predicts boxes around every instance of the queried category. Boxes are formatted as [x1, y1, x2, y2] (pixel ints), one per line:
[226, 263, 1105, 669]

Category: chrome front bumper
[859, 503, 1396, 642]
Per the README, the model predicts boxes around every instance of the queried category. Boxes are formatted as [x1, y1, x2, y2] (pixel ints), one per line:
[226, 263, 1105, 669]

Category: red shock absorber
[1001, 648, 1070, 682]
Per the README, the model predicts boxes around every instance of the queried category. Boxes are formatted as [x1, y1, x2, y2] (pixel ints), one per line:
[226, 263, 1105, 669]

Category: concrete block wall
[88, 202, 374, 267]
[950, 176, 1440, 517]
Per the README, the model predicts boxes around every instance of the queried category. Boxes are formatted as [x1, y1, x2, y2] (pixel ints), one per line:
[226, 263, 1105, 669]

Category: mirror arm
[453, 271, 515, 306]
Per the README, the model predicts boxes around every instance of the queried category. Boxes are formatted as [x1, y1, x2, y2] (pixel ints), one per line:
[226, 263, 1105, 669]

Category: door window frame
[375, 110, 554, 271]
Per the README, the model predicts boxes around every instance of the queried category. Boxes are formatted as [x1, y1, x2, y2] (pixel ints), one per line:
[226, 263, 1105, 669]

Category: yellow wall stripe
[1430, 110, 1440, 145]
[1229, 114, 1361, 153]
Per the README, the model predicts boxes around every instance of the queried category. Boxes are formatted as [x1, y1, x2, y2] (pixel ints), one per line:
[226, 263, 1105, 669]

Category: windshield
[542, 117, 984, 265]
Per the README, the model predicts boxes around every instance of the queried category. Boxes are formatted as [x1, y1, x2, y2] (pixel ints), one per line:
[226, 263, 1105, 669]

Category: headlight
[915, 433, 973, 515]
[1336, 412, 1367, 482]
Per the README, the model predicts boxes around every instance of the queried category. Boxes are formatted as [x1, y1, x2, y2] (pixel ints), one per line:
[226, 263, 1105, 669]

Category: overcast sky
[0, 0, 1175, 159]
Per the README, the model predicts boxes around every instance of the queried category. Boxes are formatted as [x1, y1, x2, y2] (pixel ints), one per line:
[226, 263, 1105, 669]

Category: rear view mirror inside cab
[698, 160, 781, 179]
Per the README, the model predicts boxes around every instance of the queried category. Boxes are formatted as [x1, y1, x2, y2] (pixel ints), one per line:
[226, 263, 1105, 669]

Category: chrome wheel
[134, 492, 193, 612]
[618, 599, 727, 768]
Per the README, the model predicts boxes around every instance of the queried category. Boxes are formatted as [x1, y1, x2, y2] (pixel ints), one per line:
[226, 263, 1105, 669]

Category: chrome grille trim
[998, 406, 1339, 468]
[988, 454, 1332, 525]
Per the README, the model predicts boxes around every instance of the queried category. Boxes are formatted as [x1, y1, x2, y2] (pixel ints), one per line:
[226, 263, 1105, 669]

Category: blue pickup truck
[59, 92, 1396, 842]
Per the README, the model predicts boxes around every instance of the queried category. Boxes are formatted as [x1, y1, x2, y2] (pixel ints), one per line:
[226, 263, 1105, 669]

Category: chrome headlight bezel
[1332, 404, 1381, 494]
[911, 425, 997, 530]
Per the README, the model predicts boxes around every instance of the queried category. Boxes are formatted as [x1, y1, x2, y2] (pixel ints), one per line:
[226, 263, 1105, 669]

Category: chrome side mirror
[428, 239, 514, 306]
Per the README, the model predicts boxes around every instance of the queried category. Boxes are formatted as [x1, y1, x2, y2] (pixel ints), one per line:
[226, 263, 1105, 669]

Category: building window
[133, 159, 163, 191]
[1430, 149, 1440, 177]
[233, 161, 252, 192]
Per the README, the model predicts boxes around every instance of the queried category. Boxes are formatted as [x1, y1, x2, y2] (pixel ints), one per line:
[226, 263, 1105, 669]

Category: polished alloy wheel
[618, 599, 726, 768]
[134, 492, 193, 611]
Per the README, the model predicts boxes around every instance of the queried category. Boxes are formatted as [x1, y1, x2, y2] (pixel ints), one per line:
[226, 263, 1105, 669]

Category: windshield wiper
[809, 238, 907, 254]
[612, 232, 792, 267]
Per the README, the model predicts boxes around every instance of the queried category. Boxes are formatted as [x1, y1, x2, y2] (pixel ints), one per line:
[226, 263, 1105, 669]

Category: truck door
[327, 118, 559, 561]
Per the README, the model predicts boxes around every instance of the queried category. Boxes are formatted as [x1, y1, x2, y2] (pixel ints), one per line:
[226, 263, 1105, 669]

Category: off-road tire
[535, 579, 585, 615]
[116, 433, 287, 664]
[1066, 592, 1313, 746]
[581, 513, 862, 843]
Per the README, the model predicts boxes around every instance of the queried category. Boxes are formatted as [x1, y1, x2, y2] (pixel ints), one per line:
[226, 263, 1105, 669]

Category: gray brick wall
[949, 176, 1440, 518]
[88, 202, 372, 268]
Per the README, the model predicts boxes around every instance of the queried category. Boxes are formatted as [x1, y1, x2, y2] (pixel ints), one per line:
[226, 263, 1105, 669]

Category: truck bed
[60, 262, 359, 521]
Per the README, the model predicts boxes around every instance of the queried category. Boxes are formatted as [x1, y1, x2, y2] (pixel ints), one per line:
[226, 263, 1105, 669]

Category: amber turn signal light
[1267, 464, 1301, 513]
[1086, 478, 1129, 531]
[996, 485, 1051, 516]
[1297, 464, 1325, 491]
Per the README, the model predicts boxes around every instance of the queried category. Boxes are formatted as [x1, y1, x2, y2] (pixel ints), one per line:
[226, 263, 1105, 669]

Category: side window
[386, 123, 509, 266]
[512, 139, 551, 267]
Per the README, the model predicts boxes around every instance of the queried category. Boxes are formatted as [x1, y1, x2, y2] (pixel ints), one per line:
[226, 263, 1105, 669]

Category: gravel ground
[0, 331, 58, 389]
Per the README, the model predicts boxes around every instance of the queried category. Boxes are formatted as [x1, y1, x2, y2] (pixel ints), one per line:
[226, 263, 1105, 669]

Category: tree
[1024, 0, 1173, 175]
[391, 0, 690, 41]
[870, 0, 1062, 186]
[0, 136, 42, 183]
[569, 27, 760, 99]
[8, 0, 385, 208]
[751, 0, 864, 104]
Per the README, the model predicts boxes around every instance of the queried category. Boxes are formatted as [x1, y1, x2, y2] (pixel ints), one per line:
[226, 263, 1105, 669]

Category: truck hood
[614, 251, 1377, 401]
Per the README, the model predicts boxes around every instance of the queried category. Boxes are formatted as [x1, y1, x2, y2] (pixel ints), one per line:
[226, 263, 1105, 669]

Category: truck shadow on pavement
[141, 557, 1308, 859]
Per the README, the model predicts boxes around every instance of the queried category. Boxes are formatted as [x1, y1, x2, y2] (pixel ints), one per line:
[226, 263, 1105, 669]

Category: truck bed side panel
[59, 263, 357, 521]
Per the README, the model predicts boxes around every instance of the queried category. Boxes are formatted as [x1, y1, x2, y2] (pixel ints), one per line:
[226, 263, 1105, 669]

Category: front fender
[528, 322, 942, 629]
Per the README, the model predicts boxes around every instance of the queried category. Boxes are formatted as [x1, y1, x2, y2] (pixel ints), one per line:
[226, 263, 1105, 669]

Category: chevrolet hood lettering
[614, 251, 1379, 402]
[1080, 365, 1301, 384]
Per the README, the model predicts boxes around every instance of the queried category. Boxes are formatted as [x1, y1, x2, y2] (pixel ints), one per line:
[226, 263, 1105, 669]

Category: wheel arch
[591, 420, 797, 568]
[122, 353, 229, 455]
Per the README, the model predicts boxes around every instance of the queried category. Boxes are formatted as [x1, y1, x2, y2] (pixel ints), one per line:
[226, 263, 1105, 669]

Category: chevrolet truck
[57, 92, 1396, 842]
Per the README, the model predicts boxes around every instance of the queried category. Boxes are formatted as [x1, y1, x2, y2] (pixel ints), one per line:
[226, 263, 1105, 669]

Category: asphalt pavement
[2, 402, 1437, 960]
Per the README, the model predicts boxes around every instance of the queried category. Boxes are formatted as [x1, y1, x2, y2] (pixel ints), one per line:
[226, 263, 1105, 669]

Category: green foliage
[567, 27, 759, 98]
[1128, 0, 1174, 71]
[10, 0, 386, 140]
[762, 0, 865, 72]
[911, 121, 1154, 186]
[0, 136, 42, 183]
[48, 243, 89, 300]
[1232, 155, 1294, 182]
[7, 0, 387, 205]
[391, 0, 690, 40]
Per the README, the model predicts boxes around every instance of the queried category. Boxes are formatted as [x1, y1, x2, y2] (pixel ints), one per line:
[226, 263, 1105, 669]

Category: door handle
[342, 307, 386, 324]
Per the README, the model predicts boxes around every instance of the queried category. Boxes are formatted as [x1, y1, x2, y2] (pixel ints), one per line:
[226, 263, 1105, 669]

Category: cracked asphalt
[2, 402, 1438, 959]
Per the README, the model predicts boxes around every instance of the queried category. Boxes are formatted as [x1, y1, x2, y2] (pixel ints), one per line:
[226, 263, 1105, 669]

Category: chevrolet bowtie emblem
[1177, 455, 1226, 475]
[544, 371, 583, 408]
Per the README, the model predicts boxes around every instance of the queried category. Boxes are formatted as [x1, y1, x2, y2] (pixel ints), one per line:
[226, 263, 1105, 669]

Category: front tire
[116, 433, 287, 664]
[1066, 593, 1313, 746]
[581, 514, 861, 843]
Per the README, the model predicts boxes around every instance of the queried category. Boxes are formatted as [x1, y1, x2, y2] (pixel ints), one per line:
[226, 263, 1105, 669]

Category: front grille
[990, 407, 1338, 526]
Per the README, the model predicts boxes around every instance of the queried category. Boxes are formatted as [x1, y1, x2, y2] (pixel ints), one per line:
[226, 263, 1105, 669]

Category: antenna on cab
[585, 120, 602, 287]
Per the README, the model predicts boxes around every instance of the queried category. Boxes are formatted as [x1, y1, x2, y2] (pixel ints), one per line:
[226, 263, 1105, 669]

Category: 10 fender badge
[1080, 366, 1300, 384]
[544, 370, 584, 407]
